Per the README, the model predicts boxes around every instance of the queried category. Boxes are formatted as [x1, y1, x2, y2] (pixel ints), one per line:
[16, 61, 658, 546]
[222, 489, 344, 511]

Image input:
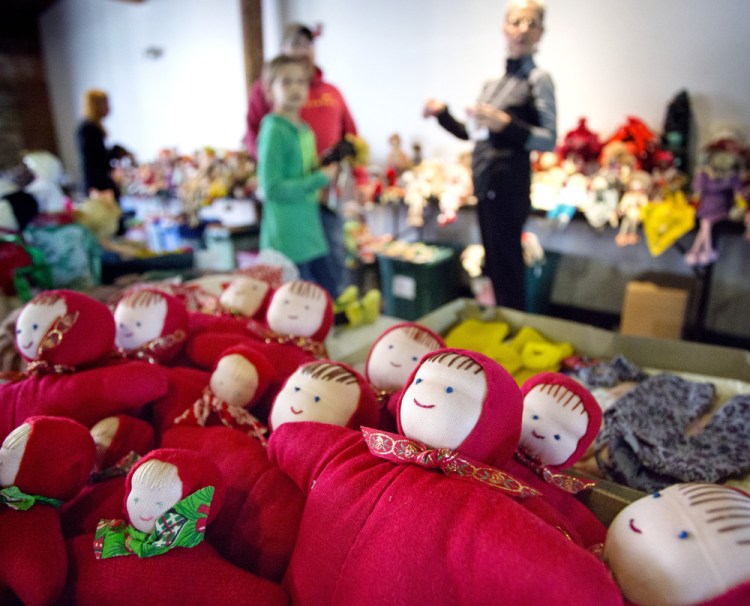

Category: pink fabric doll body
[66, 448, 289, 606]
[186, 279, 334, 382]
[363, 321, 446, 430]
[604, 483, 750, 606]
[268, 349, 624, 605]
[0, 416, 96, 606]
[61, 414, 156, 538]
[0, 290, 169, 440]
[506, 371, 608, 548]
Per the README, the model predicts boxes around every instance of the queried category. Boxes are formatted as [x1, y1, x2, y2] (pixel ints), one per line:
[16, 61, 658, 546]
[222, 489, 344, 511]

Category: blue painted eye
[16, 328, 20, 334]
[136, 321, 141, 327]
[554, 434, 561, 440]
[388, 344, 394, 349]
[677, 530, 690, 539]
[32, 323, 38, 330]
[445, 386, 454, 394]
[314, 396, 320, 402]
[294, 386, 301, 392]
[652, 492, 662, 499]
[532, 414, 539, 420]
[415, 378, 422, 384]
[411, 356, 418, 361]
[305, 305, 310, 310]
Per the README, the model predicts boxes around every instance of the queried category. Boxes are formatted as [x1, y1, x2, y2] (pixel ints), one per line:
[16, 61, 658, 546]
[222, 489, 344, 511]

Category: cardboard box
[620, 280, 689, 339]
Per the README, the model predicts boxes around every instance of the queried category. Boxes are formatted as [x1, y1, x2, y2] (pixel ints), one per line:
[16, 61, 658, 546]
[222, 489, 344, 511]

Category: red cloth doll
[66, 448, 289, 605]
[61, 414, 156, 538]
[113, 286, 190, 365]
[0, 416, 96, 606]
[0, 290, 169, 440]
[604, 483, 750, 606]
[186, 279, 334, 380]
[506, 371, 608, 549]
[363, 321, 446, 430]
[267, 349, 624, 605]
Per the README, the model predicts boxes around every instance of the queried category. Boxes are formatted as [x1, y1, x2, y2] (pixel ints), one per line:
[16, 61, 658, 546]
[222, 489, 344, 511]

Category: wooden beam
[239, 0, 263, 91]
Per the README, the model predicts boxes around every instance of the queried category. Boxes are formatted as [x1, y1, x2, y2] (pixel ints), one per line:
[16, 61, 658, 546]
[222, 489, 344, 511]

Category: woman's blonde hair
[83, 89, 109, 124]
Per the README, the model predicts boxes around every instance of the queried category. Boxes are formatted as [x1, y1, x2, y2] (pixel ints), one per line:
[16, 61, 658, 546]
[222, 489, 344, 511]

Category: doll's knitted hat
[396, 348, 523, 468]
[124, 448, 226, 526]
[16, 289, 115, 367]
[12, 415, 97, 501]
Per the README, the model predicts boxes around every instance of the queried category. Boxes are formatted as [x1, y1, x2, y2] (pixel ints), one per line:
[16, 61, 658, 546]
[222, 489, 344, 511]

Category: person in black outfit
[423, 0, 556, 310]
[76, 89, 119, 195]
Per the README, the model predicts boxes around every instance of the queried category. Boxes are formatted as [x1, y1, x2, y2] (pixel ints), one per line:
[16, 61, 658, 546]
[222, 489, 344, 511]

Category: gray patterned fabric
[574, 355, 648, 388]
[594, 374, 750, 492]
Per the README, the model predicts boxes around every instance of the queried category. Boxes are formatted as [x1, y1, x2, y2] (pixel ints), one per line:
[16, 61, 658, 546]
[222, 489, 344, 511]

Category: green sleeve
[258, 118, 329, 203]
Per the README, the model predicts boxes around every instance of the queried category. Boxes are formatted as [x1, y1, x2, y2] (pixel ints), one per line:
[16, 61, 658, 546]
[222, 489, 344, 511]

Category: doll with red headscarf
[66, 448, 289, 605]
[506, 371, 608, 548]
[268, 349, 624, 605]
[363, 321, 445, 430]
[187, 279, 334, 380]
[0, 416, 96, 606]
[0, 290, 168, 440]
[61, 414, 156, 538]
[161, 358, 380, 581]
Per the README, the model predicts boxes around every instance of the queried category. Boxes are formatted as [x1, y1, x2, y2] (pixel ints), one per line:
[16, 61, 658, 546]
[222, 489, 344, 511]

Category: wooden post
[239, 0, 264, 91]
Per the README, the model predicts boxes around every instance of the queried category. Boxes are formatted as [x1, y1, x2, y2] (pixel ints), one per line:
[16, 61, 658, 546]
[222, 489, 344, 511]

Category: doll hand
[469, 104, 511, 132]
[423, 98, 446, 118]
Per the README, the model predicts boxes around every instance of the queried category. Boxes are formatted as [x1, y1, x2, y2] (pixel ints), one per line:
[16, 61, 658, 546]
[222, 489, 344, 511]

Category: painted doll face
[366, 327, 438, 392]
[15, 297, 67, 360]
[399, 354, 487, 450]
[126, 459, 183, 534]
[604, 483, 750, 606]
[219, 276, 269, 318]
[210, 354, 259, 409]
[520, 383, 589, 466]
[270, 363, 360, 429]
[0, 423, 30, 487]
[114, 296, 167, 350]
[90, 416, 120, 471]
[266, 282, 325, 337]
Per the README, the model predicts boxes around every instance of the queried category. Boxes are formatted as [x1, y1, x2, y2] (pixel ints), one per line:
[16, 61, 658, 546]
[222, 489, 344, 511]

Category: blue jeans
[296, 254, 339, 299]
[320, 206, 346, 295]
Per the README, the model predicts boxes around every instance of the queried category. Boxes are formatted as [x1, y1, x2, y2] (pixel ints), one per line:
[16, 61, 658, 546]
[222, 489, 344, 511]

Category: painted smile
[389, 361, 402, 367]
[290, 406, 303, 415]
[139, 515, 154, 522]
[287, 315, 299, 320]
[629, 518, 642, 534]
[532, 430, 545, 440]
[21, 340, 33, 351]
[413, 398, 435, 409]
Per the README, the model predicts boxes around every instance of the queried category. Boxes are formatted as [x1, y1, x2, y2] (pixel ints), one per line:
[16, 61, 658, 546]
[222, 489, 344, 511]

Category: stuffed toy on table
[604, 482, 750, 606]
[65, 448, 289, 606]
[0, 415, 96, 606]
[268, 349, 624, 605]
[0, 289, 169, 441]
[363, 321, 445, 430]
[506, 371, 608, 549]
[186, 279, 333, 380]
[61, 414, 156, 538]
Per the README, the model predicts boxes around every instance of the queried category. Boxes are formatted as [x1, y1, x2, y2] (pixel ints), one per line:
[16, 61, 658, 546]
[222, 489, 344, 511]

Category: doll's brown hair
[301, 361, 358, 385]
[423, 351, 483, 374]
[120, 289, 166, 308]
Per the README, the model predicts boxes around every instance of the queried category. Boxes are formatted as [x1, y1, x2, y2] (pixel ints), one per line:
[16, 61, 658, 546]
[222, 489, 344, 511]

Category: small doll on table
[1, 416, 96, 606]
[1, 289, 169, 440]
[684, 137, 745, 266]
[66, 448, 289, 606]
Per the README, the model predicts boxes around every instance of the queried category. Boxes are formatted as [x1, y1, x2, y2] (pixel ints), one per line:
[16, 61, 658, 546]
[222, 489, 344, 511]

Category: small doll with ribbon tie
[505, 371, 608, 549]
[61, 414, 156, 538]
[267, 349, 624, 605]
[186, 279, 333, 381]
[66, 448, 289, 606]
[0, 416, 96, 606]
[604, 483, 750, 606]
[0, 290, 169, 440]
[363, 321, 445, 430]
[113, 286, 190, 366]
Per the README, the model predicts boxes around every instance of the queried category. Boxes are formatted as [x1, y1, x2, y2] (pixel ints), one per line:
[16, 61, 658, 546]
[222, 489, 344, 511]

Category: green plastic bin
[377, 246, 459, 320]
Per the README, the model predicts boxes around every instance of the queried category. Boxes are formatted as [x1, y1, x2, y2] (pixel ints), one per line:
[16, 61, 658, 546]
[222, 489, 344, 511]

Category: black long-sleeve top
[77, 119, 117, 193]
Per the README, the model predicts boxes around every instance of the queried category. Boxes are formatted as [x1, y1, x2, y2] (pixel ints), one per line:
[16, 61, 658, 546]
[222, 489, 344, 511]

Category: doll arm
[267, 421, 363, 494]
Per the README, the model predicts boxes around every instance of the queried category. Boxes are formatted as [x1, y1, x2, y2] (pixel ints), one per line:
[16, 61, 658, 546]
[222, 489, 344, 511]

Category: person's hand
[321, 162, 340, 183]
[469, 103, 511, 132]
[423, 98, 446, 118]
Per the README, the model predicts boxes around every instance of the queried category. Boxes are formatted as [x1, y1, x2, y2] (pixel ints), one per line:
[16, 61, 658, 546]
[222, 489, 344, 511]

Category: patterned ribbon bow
[90, 451, 142, 483]
[362, 428, 540, 498]
[513, 447, 596, 494]
[94, 486, 214, 559]
[116, 330, 186, 365]
[174, 387, 268, 446]
[0, 485, 62, 511]
[247, 322, 328, 359]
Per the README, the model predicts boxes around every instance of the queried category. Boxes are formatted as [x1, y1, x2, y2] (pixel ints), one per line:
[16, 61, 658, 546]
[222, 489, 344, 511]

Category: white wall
[40, 0, 750, 184]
